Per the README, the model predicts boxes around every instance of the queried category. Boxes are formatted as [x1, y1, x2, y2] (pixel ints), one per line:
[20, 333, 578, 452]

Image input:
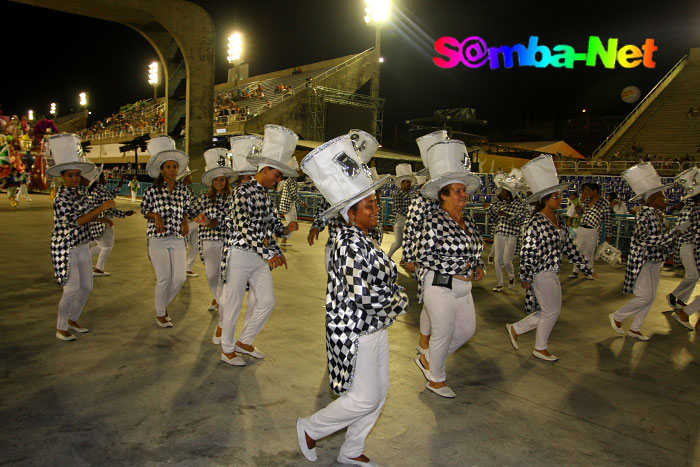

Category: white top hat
[521, 154, 569, 203]
[46, 133, 94, 177]
[416, 130, 448, 165]
[202, 147, 236, 186]
[301, 134, 390, 221]
[247, 124, 299, 178]
[230, 135, 262, 175]
[176, 165, 196, 181]
[675, 166, 700, 201]
[508, 168, 527, 191]
[394, 163, 417, 188]
[370, 167, 380, 182]
[83, 163, 104, 188]
[421, 140, 481, 200]
[622, 162, 672, 202]
[288, 156, 299, 171]
[146, 135, 188, 179]
[415, 174, 427, 186]
[494, 168, 522, 197]
[348, 129, 379, 163]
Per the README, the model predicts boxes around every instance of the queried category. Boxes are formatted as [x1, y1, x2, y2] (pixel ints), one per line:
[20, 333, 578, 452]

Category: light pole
[148, 61, 159, 101]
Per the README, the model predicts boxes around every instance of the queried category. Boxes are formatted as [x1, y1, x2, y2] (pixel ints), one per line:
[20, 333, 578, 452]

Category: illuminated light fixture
[79, 92, 87, 106]
[582, 109, 587, 113]
[28, 110, 34, 120]
[227, 32, 242, 63]
[148, 61, 159, 85]
[50, 102, 57, 115]
[379, 56, 385, 63]
[364, 0, 390, 24]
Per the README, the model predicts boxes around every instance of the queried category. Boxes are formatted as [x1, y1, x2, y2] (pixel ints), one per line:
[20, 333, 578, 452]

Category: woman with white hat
[387, 163, 417, 259]
[484, 170, 528, 292]
[48, 134, 115, 341]
[413, 140, 484, 398]
[192, 148, 236, 317]
[609, 163, 687, 340]
[140, 135, 193, 328]
[296, 134, 407, 466]
[506, 155, 593, 361]
[666, 168, 700, 314]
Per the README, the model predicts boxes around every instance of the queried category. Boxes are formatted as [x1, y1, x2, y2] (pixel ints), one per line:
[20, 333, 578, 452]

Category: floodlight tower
[148, 61, 160, 101]
[227, 32, 245, 85]
[364, 0, 390, 99]
[50, 102, 57, 117]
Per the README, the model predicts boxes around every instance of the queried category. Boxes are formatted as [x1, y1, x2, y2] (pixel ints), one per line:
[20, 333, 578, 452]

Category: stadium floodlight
[50, 102, 57, 115]
[79, 92, 87, 107]
[228, 32, 242, 63]
[379, 56, 385, 63]
[148, 61, 159, 85]
[28, 110, 34, 121]
[364, 0, 390, 24]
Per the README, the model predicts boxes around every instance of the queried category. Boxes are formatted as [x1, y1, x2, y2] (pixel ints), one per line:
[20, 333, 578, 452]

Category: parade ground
[1, 194, 698, 467]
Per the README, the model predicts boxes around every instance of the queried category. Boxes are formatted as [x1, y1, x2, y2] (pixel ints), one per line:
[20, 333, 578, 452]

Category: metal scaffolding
[307, 86, 384, 143]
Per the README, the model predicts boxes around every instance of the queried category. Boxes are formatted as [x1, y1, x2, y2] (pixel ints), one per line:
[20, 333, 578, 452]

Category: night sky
[2, 0, 700, 143]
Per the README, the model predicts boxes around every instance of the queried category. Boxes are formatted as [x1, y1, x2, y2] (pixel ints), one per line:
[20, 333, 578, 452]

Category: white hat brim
[202, 167, 237, 186]
[526, 183, 570, 204]
[47, 162, 95, 178]
[630, 184, 673, 203]
[320, 176, 391, 221]
[394, 174, 417, 188]
[247, 156, 299, 178]
[681, 185, 700, 201]
[422, 173, 482, 200]
[147, 151, 189, 179]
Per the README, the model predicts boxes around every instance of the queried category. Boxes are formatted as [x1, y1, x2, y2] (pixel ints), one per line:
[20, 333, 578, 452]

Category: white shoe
[508, 278, 515, 289]
[567, 272, 579, 279]
[415, 344, 428, 355]
[220, 353, 246, 366]
[234, 344, 264, 359]
[156, 318, 173, 328]
[55, 331, 76, 341]
[186, 271, 198, 277]
[608, 313, 624, 335]
[425, 382, 455, 398]
[296, 418, 317, 462]
[208, 304, 218, 312]
[492, 286, 503, 292]
[532, 350, 559, 362]
[505, 323, 518, 350]
[212, 327, 222, 345]
[671, 312, 694, 330]
[92, 270, 111, 277]
[626, 331, 650, 341]
[337, 454, 378, 466]
[69, 324, 89, 333]
[414, 355, 432, 382]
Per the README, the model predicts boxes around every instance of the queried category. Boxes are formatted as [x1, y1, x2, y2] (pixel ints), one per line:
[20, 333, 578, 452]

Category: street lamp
[148, 61, 159, 101]
[50, 102, 57, 116]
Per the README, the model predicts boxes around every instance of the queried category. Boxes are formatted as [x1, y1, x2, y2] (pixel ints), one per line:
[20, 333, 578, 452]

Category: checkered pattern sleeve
[230, 181, 284, 259]
[278, 178, 298, 215]
[581, 198, 611, 233]
[311, 198, 331, 231]
[51, 187, 93, 285]
[392, 189, 411, 218]
[198, 193, 232, 242]
[487, 199, 504, 223]
[677, 202, 700, 245]
[494, 198, 528, 237]
[402, 196, 439, 264]
[139, 182, 191, 238]
[632, 207, 676, 250]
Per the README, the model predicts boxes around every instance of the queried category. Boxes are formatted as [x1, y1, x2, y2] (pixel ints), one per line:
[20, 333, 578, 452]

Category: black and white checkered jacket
[220, 180, 285, 281]
[278, 178, 298, 215]
[416, 208, 485, 281]
[488, 197, 528, 237]
[677, 200, 700, 246]
[140, 181, 193, 239]
[580, 198, 611, 233]
[51, 187, 94, 285]
[520, 212, 591, 313]
[86, 183, 127, 240]
[391, 189, 413, 218]
[622, 206, 676, 294]
[326, 224, 408, 395]
[402, 195, 441, 264]
[312, 198, 384, 246]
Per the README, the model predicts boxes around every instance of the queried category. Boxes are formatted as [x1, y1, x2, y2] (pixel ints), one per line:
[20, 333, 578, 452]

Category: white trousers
[493, 234, 517, 286]
[219, 249, 275, 353]
[512, 271, 561, 351]
[286, 203, 298, 223]
[90, 224, 114, 271]
[17, 184, 31, 201]
[131, 190, 138, 202]
[419, 306, 431, 335]
[186, 222, 199, 271]
[573, 227, 598, 273]
[685, 296, 700, 316]
[424, 271, 476, 382]
[302, 328, 389, 459]
[148, 236, 186, 317]
[671, 244, 699, 303]
[201, 240, 224, 302]
[613, 262, 661, 332]
[57, 244, 93, 331]
[387, 214, 406, 258]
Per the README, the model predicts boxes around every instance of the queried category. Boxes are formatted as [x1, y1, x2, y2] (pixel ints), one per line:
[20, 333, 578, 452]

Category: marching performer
[666, 167, 700, 312]
[217, 125, 299, 366]
[48, 134, 114, 341]
[609, 163, 687, 340]
[278, 159, 299, 245]
[506, 155, 594, 361]
[484, 170, 528, 291]
[140, 136, 193, 328]
[387, 163, 417, 259]
[296, 134, 407, 466]
[569, 183, 611, 279]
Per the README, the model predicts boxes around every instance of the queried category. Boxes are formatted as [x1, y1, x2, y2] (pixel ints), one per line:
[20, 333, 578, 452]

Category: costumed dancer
[130, 176, 140, 203]
[141, 135, 192, 328]
[414, 140, 484, 398]
[83, 166, 136, 276]
[179, 167, 200, 277]
[387, 163, 417, 259]
[48, 134, 114, 341]
[193, 148, 236, 316]
[506, 155, 594, 361]
[666, 167, 700, 313]
[402, 130, 448, 356]
[484, 169, 528, 291]
[16, 170, 31, 202]
[609, 163, 687, 340]
[296, 133, 407, 466]
[278, 158, 299, 245]
[216, 125, 299, 366]
[569, 182, 611, 279]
